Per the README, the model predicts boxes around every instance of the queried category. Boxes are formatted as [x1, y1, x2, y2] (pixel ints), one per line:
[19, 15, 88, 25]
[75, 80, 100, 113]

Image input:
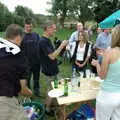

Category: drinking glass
[86, 69, 91, 78]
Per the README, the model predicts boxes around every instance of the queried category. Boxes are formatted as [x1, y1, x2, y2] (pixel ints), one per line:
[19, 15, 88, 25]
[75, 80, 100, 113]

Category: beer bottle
[64, 79, 68, 96]
[54, 76, 58, 88]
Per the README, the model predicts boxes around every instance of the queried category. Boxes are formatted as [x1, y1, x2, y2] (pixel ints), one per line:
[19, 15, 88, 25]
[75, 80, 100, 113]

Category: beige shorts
[0, 96, 28, 120]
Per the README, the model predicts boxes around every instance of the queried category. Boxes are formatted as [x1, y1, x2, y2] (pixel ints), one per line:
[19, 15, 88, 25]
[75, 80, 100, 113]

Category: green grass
[0, 32, 4, 37]
[34, 27, 74, 41]
[55, 28, 74, 40]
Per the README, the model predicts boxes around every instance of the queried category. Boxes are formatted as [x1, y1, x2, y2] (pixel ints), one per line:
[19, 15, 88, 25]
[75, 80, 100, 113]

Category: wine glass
[86, 69, 91, 78]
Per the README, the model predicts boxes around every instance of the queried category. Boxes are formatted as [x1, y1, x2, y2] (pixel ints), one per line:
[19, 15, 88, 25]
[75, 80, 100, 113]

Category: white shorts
[96, 90, 120, 120]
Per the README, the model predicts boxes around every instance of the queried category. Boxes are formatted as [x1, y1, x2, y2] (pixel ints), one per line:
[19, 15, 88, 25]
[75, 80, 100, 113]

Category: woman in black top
[70, 31, 91, 77]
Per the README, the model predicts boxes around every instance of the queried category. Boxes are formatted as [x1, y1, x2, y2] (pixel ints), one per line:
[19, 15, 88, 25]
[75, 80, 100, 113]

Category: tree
[13, 14, 24, 27]
[89, 0, 120, 23]
[15, 5, 34, 18]
[68, 0, 93, 24]
[50, 0, 69, 28]
[0, 2, 13, 31]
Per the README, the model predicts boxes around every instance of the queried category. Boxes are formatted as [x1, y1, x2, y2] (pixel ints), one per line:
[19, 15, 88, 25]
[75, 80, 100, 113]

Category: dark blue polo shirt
[38, 36, 59, 76]
[21, 32, 40, 65]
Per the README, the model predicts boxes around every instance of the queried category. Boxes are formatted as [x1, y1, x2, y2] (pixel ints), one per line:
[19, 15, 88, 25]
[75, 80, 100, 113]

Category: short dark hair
[5, 24, 24, 39]
[25, 17, 33, 24]
[43, 21, 55, 31]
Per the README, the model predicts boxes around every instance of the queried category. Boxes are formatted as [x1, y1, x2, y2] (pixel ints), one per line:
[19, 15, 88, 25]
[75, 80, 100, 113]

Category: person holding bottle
[38, 21, 68, 114]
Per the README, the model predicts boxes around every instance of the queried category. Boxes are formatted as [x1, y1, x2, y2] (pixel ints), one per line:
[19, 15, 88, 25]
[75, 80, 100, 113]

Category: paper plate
[48, 89, 64, 98]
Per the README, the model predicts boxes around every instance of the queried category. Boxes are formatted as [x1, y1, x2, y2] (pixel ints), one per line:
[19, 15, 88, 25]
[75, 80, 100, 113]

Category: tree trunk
[59, 16, 65, 29]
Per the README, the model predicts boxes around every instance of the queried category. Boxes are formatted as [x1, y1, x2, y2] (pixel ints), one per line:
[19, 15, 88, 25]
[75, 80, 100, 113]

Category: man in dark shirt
[21, 18, 41, 96]
[39, 22, 68, 113]
[0, 24, 32, 120]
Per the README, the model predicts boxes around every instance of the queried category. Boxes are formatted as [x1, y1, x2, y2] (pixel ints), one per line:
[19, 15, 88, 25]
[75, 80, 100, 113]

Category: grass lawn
[0, 32, 4, 37]
[0, 28, 96, 120]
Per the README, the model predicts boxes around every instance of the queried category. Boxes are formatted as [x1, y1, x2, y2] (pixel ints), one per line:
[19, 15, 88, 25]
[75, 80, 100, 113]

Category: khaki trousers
[0, 96, 28, 120]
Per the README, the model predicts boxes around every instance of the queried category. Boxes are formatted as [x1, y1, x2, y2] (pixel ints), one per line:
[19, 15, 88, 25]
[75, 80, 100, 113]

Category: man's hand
[48, 40, 68, 60]
[19, 80, 33, 97]
[59, 40, 68, 49]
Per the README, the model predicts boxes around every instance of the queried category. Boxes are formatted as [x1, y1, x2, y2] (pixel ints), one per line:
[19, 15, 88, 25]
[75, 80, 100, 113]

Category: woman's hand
[96, 49, 104, 56]
[78, 63, 84, 68]
[91, 59, 99, 67]
[75, 61, 85, 68]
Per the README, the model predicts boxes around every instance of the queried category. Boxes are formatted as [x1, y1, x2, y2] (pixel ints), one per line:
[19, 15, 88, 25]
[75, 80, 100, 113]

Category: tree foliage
[89, 0, 120, 22]
[50, 0, 69, 28]
[15, 5, 34, 18]
[0, 2, 47, 31]
[50, 0, 120, 26]
[0, 2, 12, 31]
[68, 0, 93, 24]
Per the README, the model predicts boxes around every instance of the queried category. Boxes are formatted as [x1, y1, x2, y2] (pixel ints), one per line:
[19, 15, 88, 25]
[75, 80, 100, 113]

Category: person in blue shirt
[69, 22, 84, 45]
[92, 25, 120, 120]
[21, 18, 41, 96]
[95, 28, 111, 64]
[38, 22, 68, 114]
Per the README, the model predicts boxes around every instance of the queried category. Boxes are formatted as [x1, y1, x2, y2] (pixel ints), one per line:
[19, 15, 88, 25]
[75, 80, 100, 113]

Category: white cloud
[0, 0, 52, 15]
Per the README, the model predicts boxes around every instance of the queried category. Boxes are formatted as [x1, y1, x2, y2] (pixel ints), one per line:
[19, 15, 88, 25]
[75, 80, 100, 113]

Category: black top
[71, 41, 90, 64]
[21, 32, 40, 65]
[0, 48, 28, 97]
[38, 36, 59, 76]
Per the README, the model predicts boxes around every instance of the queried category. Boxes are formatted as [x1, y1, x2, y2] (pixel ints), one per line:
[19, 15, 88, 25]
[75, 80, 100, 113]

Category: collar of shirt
[0, 37, 21, 55]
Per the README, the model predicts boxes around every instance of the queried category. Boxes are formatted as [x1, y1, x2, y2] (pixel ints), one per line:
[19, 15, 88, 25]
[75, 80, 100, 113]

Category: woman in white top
[70, 31, 91, 77]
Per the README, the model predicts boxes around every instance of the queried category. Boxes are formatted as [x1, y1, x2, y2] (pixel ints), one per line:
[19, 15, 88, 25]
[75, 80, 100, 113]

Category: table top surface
[51, 77, 102, 105]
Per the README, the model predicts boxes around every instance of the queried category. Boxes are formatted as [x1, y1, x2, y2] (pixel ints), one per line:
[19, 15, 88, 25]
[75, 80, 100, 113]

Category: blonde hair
[78, 31, 88, 43]
[111, 25, 120, 48]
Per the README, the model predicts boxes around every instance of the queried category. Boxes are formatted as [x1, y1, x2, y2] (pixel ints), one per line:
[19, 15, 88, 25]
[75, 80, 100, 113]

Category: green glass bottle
[64, 79, 68, 96]
[54, 76, 58, 88]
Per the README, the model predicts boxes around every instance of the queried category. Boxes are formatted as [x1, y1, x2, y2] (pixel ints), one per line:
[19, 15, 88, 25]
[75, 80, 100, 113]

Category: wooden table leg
[58, 105, 66, 120]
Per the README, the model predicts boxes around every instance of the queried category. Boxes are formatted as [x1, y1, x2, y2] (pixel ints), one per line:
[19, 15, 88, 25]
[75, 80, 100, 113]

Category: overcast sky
[0, 0, 52, 15]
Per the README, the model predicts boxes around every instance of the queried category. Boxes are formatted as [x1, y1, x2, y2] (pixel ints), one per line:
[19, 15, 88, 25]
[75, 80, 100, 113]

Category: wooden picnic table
[51, 77, 102, 120]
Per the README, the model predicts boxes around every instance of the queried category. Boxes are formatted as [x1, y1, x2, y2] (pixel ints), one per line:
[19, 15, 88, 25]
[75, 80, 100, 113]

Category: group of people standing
[0, 17, 120, 120]
[0, 18, 68, 119]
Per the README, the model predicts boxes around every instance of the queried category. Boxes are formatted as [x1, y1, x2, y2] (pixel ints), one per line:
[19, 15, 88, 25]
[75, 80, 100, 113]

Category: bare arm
[83, 56, 90, 65]
[92, 50, 110, 79]
[19, 79, 33, 97]
[48, 40, 68, 60]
